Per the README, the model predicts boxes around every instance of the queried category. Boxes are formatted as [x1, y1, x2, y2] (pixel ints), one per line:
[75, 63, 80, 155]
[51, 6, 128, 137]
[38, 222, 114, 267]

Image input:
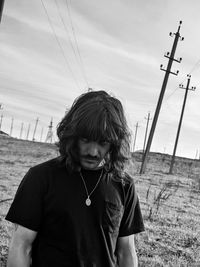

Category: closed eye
[99, 140, 110, 146]
[80, 137, 89, 143]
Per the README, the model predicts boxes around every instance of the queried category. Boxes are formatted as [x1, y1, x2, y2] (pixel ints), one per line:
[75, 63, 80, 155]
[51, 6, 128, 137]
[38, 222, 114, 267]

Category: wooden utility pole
[0, 0, 5, 22]
[133, 122, 139, 152]
[19, 122, 24, 139]
[26, 123, 31, 140]
[10, 117, 14, 136]
[32, 118, 39, 141]
[143, 112, 152, 153]
[140, 21, 184, 174]
[0, 104, 3, 131]
[0, 114, 3, 130]
[169, 75, 196, 174]
[40, 127, 44, 142]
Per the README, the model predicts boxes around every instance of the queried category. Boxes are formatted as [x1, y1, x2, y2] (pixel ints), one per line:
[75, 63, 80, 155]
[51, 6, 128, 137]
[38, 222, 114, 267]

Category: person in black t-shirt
[6, 90, 144, 267]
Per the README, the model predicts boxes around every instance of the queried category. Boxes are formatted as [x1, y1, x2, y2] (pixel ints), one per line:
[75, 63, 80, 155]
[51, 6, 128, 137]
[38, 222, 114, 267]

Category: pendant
[86, 198, 91, 206]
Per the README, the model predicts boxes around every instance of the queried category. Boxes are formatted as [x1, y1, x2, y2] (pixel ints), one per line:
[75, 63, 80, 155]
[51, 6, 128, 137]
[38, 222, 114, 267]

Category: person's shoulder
[109, 171, 135, 190]
[30, 156, 65, 173]
[120, 172, 135, 186]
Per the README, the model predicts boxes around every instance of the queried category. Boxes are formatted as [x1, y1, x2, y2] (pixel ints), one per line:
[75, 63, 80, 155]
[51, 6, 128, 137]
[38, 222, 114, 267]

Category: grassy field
[0, 134, 200, 266]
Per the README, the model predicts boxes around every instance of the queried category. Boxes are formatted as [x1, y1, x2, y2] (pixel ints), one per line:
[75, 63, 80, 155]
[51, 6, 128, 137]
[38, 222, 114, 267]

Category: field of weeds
[0, 135, 200, 266]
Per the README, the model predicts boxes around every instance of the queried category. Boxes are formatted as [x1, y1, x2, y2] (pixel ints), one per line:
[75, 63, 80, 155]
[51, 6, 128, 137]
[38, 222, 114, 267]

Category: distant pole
[0, 114, 3, 131]
[140, 21, 184, 174]
[195, 149, 198, 160]
[10, 117, 14, 136]
[26, 124, 31, 140]
[133, 122, 139, 152]
[40, 127, 44, 142]
[32, 118, 39, 141]
[19, 122, 24, 139]
[169, 75, 196, 174]
[143, 112, 152, 153]
[0, 0, 5, 22]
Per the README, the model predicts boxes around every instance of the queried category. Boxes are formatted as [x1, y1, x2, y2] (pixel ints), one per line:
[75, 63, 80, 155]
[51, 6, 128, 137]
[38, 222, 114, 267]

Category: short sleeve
[5, 168, 44, 231]
[118, 180, 145, 236]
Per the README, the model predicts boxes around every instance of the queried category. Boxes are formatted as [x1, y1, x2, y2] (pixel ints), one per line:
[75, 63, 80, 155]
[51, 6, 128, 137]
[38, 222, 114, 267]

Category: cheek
[102, 145, 110, 157]
[79, 143, 88, 155]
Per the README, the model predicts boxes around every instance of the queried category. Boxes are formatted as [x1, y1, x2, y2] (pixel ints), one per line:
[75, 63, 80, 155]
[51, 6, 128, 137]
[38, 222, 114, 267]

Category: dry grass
[0, 135, 200, 266]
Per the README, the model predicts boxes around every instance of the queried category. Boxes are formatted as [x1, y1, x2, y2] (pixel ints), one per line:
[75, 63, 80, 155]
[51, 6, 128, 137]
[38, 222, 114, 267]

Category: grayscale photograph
[0, 0, 200, 266]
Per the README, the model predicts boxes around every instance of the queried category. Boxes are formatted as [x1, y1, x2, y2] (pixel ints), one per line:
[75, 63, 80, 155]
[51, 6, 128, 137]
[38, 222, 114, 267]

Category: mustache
[81, 155, 100, 161]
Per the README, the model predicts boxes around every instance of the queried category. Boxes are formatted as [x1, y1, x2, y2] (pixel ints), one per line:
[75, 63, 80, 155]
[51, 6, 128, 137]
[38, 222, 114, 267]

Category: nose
[87, 143, 99, 157]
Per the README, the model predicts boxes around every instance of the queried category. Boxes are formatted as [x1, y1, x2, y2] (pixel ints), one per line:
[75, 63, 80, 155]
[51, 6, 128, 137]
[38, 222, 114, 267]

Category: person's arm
[7, 224, 37, 267]
[116, 234, 138, 267]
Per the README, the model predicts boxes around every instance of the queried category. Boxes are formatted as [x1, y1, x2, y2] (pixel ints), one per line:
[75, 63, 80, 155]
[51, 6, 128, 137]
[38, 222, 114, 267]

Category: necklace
[80, 169, 103, 206]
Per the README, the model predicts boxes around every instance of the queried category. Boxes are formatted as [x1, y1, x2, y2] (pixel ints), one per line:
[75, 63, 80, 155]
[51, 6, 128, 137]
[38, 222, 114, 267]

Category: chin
[80, 161, 100, 170]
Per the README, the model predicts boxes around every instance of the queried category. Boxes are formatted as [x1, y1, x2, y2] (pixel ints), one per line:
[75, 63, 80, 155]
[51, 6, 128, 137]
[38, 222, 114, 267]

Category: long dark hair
[57, 90, 131, 176]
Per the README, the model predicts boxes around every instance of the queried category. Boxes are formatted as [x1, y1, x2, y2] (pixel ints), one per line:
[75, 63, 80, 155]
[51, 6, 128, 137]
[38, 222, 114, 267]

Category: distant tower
[45, 118, 54, 143]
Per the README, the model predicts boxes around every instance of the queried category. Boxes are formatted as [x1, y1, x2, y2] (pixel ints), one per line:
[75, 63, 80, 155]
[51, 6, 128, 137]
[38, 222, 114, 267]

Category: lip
[82, 158, 99, 163]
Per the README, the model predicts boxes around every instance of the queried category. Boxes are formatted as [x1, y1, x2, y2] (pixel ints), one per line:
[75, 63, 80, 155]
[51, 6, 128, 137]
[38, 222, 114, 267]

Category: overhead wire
[65, 0, 89, 88]
[164, 58, 200, 102]
[54, 0, 89, 88]
[40, 0, 81, 90]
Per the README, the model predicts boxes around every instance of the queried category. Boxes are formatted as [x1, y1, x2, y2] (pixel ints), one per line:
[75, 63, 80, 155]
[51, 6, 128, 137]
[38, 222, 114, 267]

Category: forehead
[78, 139, 111, 150]
[76, 117, 118, 143]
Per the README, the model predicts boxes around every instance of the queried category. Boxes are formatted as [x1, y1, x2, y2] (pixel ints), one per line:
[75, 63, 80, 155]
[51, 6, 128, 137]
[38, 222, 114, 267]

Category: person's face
[78, 138, 111, 170]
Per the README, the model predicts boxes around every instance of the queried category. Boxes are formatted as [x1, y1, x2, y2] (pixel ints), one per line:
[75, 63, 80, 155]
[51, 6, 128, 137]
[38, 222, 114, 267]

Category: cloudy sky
[1, 0, 200, 159]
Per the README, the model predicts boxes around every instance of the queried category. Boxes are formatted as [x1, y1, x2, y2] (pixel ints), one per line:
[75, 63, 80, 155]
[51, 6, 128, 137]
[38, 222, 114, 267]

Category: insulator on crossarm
[165, 52, 170, 57]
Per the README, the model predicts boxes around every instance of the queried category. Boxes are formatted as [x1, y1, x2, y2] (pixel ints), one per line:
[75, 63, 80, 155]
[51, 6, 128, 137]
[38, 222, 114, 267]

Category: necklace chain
[80, 169, 103, 206]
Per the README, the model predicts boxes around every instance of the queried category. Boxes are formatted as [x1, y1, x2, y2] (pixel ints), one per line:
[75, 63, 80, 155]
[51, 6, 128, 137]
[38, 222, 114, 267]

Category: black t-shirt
[6, 157, 144, 267]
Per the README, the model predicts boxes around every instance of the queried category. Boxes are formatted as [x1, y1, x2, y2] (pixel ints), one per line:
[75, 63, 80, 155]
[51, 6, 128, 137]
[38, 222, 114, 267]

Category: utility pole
[0, 104, 3, 131]
[19, 122, 24, 139]
[195, 149, 198, 160]
[0, 114, 3, 131]
[10, 117, 14, 137]
[32, 118, 39, 141]
[26, 123, 31, 140]
[143, 112, 152, 153]
[169, 75, 195, 174]
[133, 122, 139, 152]
[0, 0, 5, 22]
[40, 127, 44, 142]
[140, 21, 184, 174]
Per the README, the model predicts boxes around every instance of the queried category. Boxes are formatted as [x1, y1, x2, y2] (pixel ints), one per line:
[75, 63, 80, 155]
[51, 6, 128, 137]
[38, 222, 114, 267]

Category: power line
[65, 0, 89, 88]
[40, 0, 80, 90]
[54, 0, 89, 88]
[164, 58, 200, 102]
